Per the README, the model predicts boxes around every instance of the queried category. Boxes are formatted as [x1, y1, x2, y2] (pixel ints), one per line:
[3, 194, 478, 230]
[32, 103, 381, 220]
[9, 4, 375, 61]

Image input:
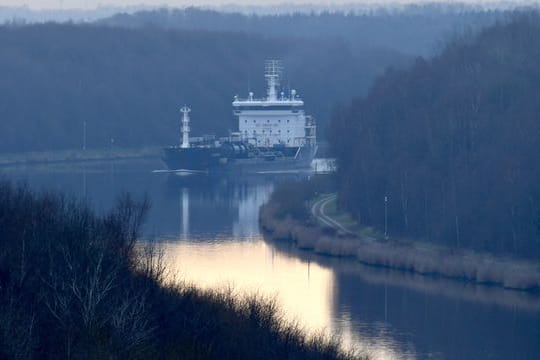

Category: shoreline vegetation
[0, 180, 364, 359]
[0, 146, 160, 167]
[328, 15, 540, 263]
[259, 179, 540, 292]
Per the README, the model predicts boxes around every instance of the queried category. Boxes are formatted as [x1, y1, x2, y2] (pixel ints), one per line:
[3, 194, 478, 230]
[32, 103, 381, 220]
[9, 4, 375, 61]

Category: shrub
[0, 180, 363, 359]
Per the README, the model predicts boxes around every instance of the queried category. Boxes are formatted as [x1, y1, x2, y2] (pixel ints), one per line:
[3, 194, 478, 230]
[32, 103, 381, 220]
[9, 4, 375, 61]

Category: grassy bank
[0, 146, 160, 167]
[259, 180, 540, 292]
[0, 180, 363, 359]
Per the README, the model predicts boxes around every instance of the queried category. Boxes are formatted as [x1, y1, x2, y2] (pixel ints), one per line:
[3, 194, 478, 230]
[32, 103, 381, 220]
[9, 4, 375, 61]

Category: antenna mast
[180, 105, 191, 148]
[265, 60, 283, 101]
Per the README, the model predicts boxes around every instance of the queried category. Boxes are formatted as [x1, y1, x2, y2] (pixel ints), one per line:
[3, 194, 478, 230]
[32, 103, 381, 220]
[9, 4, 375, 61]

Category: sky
[0, 0, 536, 11]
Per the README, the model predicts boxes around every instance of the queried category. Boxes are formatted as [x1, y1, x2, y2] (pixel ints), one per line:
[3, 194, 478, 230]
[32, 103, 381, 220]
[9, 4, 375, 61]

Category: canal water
[3, 158, 539, 359]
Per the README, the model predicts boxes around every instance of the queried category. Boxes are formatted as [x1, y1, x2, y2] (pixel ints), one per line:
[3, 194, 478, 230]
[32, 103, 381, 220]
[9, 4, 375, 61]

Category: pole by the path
[384, 195, 388, 239]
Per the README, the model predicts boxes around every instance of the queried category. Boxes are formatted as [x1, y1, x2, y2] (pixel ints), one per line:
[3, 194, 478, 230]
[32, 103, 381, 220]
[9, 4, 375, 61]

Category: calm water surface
[3, 159, 539, 359]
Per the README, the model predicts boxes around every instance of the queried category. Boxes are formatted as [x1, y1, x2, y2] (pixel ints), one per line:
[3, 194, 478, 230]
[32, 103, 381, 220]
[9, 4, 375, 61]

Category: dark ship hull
[162, 143, 317, 174]
[165, 61, 317, 174]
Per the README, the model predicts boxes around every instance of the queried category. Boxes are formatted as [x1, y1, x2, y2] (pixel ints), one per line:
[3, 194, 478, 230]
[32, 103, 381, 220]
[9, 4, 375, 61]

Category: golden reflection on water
[160, 238, 333, 331]
[158, 236, 410, 360]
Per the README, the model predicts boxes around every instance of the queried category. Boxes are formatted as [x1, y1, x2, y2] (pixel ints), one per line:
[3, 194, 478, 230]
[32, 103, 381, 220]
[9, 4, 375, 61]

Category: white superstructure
[232, 60, 316, 148]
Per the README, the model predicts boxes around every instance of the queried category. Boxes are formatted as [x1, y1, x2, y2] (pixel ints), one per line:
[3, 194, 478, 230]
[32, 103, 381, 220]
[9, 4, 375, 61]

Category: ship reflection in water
[4, 160, 540, 360]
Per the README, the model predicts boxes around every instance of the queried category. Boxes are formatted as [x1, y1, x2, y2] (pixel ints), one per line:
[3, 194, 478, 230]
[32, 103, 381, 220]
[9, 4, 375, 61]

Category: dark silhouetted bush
[0, 180, 363, 359]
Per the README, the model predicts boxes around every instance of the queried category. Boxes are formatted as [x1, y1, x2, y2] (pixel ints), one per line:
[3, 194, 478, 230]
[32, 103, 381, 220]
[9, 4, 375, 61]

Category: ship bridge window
[287, 119, 290, 123]
[278, 119, 281, 123]
[244, 120, 247, 123]
[267, 119, 270, 123]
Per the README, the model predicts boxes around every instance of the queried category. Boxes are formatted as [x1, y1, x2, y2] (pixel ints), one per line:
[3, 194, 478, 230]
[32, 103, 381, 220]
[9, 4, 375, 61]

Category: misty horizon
[2, 0, 539, 11]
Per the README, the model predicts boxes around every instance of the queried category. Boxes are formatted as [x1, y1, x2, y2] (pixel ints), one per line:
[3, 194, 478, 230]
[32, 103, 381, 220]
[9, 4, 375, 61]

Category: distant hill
[0, 23, 408, 152]
[100, 6, 509, 56]
[330, 13, 540, 259]
[0, 5, 518, 153]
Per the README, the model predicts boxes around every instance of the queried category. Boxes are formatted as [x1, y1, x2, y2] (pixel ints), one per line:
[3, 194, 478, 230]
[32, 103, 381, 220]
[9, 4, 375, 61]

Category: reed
[261, 184, 540, 291]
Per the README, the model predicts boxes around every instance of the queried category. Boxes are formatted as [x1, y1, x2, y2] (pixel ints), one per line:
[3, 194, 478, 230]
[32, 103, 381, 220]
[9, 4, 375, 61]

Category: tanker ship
[162, 60, 317, 173]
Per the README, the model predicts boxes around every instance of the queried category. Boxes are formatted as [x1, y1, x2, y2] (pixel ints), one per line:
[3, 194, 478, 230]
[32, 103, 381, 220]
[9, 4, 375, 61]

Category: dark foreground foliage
[0, 181, 360, 359]
[330, 14, 540, 259]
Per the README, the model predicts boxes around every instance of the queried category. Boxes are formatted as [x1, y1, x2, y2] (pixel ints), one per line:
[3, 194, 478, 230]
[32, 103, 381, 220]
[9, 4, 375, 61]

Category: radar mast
[264, 60, 283, 101]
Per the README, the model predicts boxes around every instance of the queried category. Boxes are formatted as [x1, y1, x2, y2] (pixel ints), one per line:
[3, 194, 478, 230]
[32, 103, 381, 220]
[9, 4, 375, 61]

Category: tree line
[330, 14, 540, 259]
[101, 5, 507, 56]
[0, 23, 407, 153]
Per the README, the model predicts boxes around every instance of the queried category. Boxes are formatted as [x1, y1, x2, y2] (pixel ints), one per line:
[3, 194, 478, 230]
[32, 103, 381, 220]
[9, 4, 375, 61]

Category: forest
[0, 5, 513, 154]
[101, 5, 505, 56]
[330, 14, 540, 259]
[0, 23, 407, 153]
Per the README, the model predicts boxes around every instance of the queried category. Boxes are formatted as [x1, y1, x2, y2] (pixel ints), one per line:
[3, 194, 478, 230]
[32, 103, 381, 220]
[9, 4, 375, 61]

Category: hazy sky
[0, 0, 534, 10]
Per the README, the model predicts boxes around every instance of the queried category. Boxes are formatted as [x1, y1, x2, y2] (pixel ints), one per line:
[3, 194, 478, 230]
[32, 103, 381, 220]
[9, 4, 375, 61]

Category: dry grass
[261, 201, 540, 291]
[160, 284, 366, 360]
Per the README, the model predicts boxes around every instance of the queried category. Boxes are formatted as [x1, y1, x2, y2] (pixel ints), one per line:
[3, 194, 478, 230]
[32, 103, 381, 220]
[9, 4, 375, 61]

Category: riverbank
[0, 146, 161, 167]
[259, 183, 540, 292]
[0, 180, 363, 359]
